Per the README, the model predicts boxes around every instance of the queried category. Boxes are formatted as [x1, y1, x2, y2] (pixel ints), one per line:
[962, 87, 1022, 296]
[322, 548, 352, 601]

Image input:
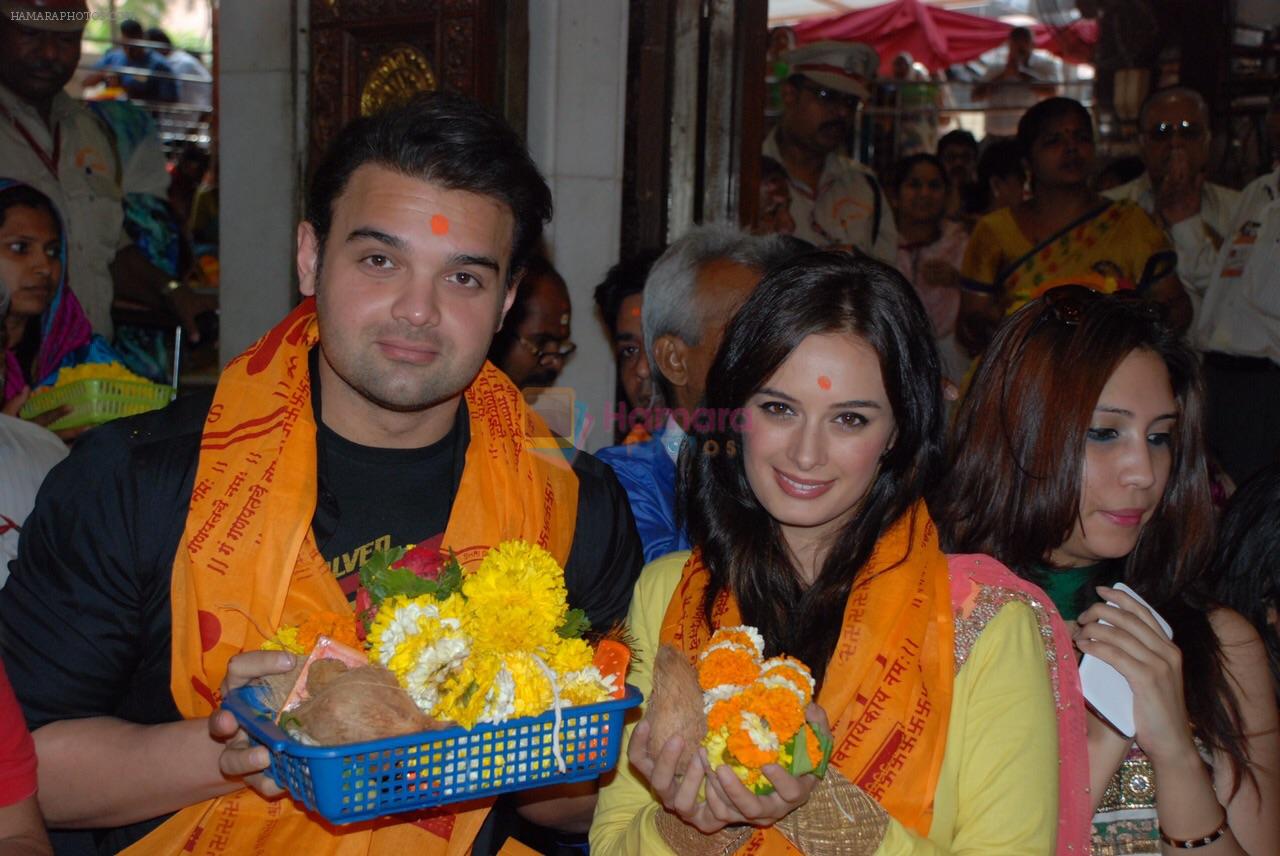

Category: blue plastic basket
[225, 683, 642, 824]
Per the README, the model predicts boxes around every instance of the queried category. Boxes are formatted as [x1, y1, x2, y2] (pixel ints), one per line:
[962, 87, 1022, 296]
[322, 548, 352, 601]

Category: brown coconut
[256, 660, 305, 711]
[291, 664, 441, 745]
[644, 645, 708, 774]
[305, 657, 350, 695]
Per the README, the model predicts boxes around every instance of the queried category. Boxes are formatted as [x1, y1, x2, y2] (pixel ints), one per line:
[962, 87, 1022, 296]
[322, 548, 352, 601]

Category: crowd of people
[1, 5, 1279, 856]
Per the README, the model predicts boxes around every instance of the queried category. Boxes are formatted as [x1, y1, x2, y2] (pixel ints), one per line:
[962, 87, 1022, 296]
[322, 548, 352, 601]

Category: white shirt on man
[1194, 169, 1280, 364]
[763, 127, 897, 263]
[978, 48, 1060, 138]
[165, 48, 212, 109]
[1105, 173, 1242, 305]
[0, 414, 67, 576]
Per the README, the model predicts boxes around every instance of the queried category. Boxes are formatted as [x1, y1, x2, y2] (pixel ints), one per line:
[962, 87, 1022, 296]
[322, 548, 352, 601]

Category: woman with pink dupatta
[1, 180, 115, 434]
[939, 285, 1279, 854]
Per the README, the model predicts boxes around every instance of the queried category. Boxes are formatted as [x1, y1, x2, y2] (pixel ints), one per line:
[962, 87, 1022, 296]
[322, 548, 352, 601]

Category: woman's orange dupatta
[660, 502, 955, 854]
[124, 298, 578, 855]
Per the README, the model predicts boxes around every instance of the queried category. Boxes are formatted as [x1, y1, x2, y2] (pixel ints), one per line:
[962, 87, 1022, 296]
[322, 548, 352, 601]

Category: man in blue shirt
[596, 226, 808, 562]
[86, 18, 178, 102]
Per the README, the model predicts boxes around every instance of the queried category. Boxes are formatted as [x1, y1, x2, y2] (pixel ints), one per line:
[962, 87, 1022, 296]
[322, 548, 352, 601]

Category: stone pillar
[527, 0, 630, 452]
[217, 0, 306, 366]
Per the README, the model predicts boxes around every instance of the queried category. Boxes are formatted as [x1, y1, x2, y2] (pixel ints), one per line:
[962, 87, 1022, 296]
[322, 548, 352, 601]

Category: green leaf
[359, 545, 408, 603]
[430, 554, 464, 600]
[779, 722, 836, 782]
[379, 567, 436, 599]
[557, 608, 591, 639]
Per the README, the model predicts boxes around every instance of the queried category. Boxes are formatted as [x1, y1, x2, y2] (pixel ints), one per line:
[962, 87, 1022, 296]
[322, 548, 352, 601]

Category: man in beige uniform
[763, 40, 897, 262]
[0, 0, 205, 340]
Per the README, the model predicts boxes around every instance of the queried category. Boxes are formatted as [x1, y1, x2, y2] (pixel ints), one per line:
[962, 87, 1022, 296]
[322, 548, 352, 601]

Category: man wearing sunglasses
[1105, 87, 1240, 307]
[763, 40, 897, 263]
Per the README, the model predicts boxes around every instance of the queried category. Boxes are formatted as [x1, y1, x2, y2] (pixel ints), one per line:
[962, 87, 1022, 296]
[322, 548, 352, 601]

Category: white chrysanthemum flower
[761, 657, 816, 695]
[401, 634, 471, 714]
[375, 599, 442, 665]
[759, 673, 808, 706]
[702, 682, 747, 714]
[480, 664, 517, 724]
[718, 625, 765, 658]
[561, 664, 616, 702]
[741, 710, 780, 753]
[698, 639, 752, 663]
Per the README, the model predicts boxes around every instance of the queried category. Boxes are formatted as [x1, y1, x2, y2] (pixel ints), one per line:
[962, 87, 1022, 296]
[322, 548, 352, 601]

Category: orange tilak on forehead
[817, 375, 832, 390]
[629, 306, 642, 318]
[430, 214, 450, 235]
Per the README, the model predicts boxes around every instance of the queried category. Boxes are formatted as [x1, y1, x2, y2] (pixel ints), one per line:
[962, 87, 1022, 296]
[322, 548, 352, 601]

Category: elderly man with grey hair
[595, 224, 810, 561]
[1104, 86, 1241, 309]
[0, 275, 68, 575]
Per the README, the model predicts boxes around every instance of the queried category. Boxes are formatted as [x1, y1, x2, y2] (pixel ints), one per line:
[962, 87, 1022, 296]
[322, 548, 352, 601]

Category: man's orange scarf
[660, 502, 954, 853]
[125, 298, 578, 855]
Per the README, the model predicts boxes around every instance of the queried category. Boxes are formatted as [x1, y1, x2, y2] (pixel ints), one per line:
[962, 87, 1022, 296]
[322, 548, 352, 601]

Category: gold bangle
[1158, 815, 1229, 849]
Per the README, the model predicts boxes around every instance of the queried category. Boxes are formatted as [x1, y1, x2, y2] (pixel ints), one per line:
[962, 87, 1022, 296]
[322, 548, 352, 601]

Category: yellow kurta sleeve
[589, 552, 689, 856]
[875, 600, 1058, 855]
[589, 562, 1059, 856]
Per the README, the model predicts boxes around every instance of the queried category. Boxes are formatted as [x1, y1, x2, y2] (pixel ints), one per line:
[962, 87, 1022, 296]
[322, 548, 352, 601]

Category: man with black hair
[144, 27, 212, 109]
[86, 18, 178, 103]
[0, 92, 643, 854]
[936, 129, 978, 222]
[971, 26, 1058, 139]
[489, 254, 574, 389]
[593, 251, 662, 436]
[763, 40, 897, 260]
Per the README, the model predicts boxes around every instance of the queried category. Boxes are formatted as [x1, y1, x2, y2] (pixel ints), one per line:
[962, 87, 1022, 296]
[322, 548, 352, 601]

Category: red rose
[393, 533, 445, 581]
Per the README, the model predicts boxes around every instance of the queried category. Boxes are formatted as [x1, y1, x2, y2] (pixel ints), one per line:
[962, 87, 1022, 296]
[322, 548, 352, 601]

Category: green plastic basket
[19, 377, 175, 432]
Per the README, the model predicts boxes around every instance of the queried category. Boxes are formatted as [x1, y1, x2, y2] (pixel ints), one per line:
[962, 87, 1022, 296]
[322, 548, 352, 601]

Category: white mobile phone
[1078, 582, 1173, 737]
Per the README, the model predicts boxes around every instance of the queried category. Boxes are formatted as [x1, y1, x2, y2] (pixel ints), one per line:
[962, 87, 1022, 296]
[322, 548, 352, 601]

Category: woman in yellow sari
[590, 253, 1090, 855]
[957, 98, 1188, 356]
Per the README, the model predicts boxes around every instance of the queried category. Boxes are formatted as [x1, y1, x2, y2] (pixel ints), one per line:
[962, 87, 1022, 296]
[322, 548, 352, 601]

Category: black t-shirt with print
[0, 351, 644, 856]
[309, 347, 465, 599]
[314, 419, 456, 597]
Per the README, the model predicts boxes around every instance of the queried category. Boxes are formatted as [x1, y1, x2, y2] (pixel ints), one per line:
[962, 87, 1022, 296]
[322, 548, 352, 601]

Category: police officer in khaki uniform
[763, 40, 897, 262]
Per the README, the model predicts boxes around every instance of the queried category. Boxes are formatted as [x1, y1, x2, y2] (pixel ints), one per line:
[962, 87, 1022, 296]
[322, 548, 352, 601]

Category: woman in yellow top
[957, 97, 1189, 356]
[590, 253, 1090, 855]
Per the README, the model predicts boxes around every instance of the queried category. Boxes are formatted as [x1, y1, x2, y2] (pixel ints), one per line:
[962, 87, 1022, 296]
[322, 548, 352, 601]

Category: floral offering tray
[225, 682, 642, 824]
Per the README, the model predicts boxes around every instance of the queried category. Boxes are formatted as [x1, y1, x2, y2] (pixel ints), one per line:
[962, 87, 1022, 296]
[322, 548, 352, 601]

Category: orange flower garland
[695, 626, 832, 794]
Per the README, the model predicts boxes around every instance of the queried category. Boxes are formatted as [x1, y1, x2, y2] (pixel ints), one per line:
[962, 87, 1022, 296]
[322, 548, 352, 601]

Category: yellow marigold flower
[546, 636, 594, 674]
[506, 651, 555, 719]
[437, 650, 503, 729]
[261, 625, 303, 654]
[463, 540, 567, 652]
[560, 665, 614, 706]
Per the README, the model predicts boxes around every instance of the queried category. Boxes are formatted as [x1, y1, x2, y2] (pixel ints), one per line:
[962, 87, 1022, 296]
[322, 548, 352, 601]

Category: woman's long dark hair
[1212, 464, 1280, 704]
[935, 292, 1251, 791]
[679, 252, 944, 686]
